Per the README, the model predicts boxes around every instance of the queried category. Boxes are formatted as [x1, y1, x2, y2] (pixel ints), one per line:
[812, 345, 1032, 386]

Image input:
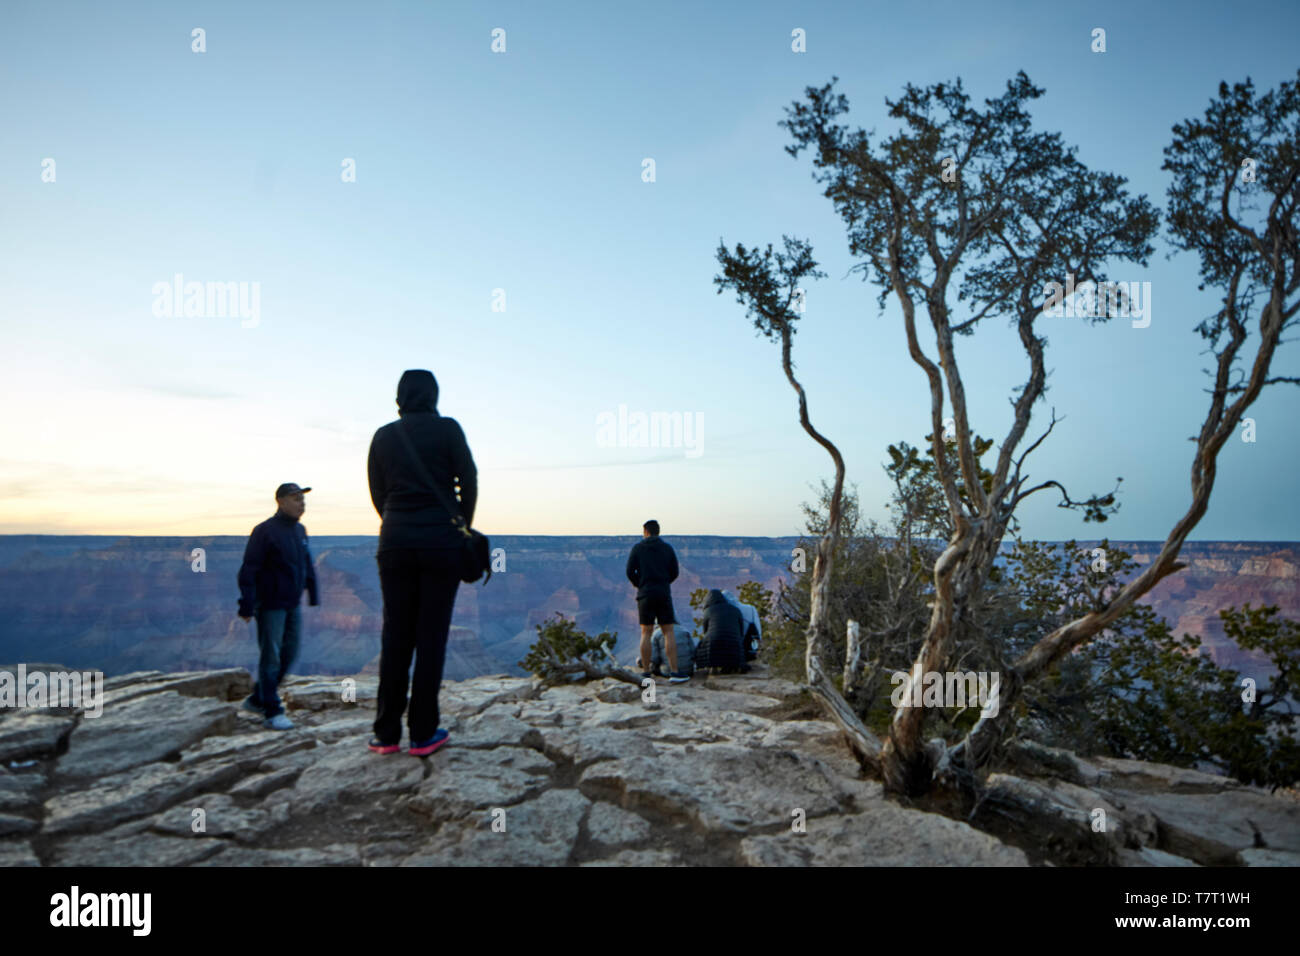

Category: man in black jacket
[237, 483, 319, 730]
[366, 369, 478, 757]
[626, 520, 690, 683]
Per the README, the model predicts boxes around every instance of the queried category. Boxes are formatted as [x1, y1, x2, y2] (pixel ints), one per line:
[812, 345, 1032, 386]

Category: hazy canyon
[0, 536, 1294, 682]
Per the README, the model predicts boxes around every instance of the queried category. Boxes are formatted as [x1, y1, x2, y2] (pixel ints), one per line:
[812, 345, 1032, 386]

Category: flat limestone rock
[1115, 789, 1300, 864]
[652, 707, 774, 745]
[441, 677, 540, 716]
[586, 801, 652, 846]
[1240, 847, 1300, 866]
[740, 804, 1029, 866]
[407, 747, 555, 824]
[594, 681, 643, 704]
[452, 705, 545, 750]
[50, 819, 227, 867]
[759, 720, 864, 778]
[198, 843, 362, 867]
[101, 669, 252, 706]
[0, 767, 47, 815]
[43, 758, 247, 835]
[101, 670, 165, 690]
[284, 741, 426, 815]
[0, 812, 39, 836]
[719, 676, 808, 702]
[55, 691, 236, 781]
[402, 789, 590, 866]
[971, 773, 1155, 865]
[658, 683, 784, 715]
[579, 702, 664, 731]
[514, 699, 568, 727]
[1115, 847, 1201, 866]
[0, 712, 76, 764]
[0, 840, 39, 866]
[1090, 756, 1246, 794]
[282, 677, 376, 711]
[581, 848, 681, 866]
[257, 747, 322, 774]
[1003, 739, 1104, 787]
[302, 713, 376, 744]
[533, 683, 604, 707]
[227, 767, 301, 799]
[146, 792, 277, 842]
[177, 729, 314, 771]
[537, 723, 660, 766]
[579, 744, 851, 833]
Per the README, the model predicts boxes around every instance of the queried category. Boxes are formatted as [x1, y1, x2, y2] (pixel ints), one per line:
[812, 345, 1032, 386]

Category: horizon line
[0, 533, 1297, 545]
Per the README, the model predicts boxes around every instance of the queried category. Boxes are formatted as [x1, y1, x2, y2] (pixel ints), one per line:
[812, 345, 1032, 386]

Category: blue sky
[1, 0, 1297, 539]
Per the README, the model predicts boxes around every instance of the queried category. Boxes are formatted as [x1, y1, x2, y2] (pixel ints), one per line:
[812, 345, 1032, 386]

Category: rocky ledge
[0, 665, 1295, 866]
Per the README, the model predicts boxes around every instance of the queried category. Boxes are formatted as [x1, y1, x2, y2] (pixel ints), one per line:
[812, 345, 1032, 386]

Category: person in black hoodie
[626, 520, 690, 683]
[236, 483, 319, 730]
[696, 588, 746, 673]
[366, 369, 477, 757]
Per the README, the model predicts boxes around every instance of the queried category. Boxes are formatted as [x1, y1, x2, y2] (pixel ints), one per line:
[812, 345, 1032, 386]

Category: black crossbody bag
[392, 419, 492, 584]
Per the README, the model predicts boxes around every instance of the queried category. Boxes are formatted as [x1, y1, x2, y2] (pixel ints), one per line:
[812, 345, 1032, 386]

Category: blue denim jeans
[249, 606, 301, 718]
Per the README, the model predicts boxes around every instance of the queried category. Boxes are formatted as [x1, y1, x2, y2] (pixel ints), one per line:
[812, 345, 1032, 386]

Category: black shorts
[637, 592, 676, 627]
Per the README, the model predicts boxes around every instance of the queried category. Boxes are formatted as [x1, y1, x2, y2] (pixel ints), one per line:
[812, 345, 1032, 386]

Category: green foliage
[519, 612, 619, 685]
[687, 587, 709, 635]
[996, 540, 1300, 790]
[736, 580, 774, 621]
[1080, 605, 1299, 790]
[769, 432, 1300, 789]
[885, 434, 1004, 542]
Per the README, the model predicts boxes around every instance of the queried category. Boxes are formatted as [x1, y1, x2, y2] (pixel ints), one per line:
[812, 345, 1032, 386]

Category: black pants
[374, 548, 461, 744]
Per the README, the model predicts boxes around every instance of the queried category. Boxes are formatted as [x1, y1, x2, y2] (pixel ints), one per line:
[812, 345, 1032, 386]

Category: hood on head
[397, 369, 438, 415]
[704, 588, 726, 607]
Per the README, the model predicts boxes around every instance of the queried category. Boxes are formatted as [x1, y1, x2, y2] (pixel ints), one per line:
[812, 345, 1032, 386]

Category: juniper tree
[717, 70, 1300, 797]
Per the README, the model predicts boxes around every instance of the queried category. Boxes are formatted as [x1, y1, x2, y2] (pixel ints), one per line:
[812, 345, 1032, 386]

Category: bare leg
[639, 624, 653, 672]
[663, 623, 679, 673]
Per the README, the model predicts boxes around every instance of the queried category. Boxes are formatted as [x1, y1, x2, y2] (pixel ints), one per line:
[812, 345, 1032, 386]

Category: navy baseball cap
[275, 482, 312, 498]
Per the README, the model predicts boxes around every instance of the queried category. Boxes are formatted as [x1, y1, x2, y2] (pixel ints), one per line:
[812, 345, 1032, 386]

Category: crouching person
[695, 588, 745, 674]
[651, 624, 695, 678]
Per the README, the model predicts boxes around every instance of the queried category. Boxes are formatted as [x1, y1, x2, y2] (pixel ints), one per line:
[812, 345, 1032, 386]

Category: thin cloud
[129, 381, 243, 401]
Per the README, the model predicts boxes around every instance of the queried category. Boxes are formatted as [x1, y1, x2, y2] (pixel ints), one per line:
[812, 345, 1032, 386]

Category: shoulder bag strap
[391, 418, 472, 537]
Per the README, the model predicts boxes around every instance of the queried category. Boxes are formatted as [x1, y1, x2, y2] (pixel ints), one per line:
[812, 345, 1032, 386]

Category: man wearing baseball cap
[236, 482, 319, 729]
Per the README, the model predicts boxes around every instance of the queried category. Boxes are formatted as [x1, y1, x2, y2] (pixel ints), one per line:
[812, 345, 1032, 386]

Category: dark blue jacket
[626, 535, 679, 598]
[237, 513, 319, 616]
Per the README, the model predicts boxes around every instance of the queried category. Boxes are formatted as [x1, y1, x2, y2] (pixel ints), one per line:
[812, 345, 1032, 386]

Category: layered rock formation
[1, 664, 1295, 866]
[1108, 540, 1300, 673]
[0, 536, 1293, 681]
[0, 535, 805, 680]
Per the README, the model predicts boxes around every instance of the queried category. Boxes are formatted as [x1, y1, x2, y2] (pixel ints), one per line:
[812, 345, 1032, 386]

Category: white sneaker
[264, 714, 294, 731]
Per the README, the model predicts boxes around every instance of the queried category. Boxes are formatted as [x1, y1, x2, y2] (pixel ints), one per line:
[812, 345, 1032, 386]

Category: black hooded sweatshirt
[368, 369, 478, 553]
[625, 534, 679, 598]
